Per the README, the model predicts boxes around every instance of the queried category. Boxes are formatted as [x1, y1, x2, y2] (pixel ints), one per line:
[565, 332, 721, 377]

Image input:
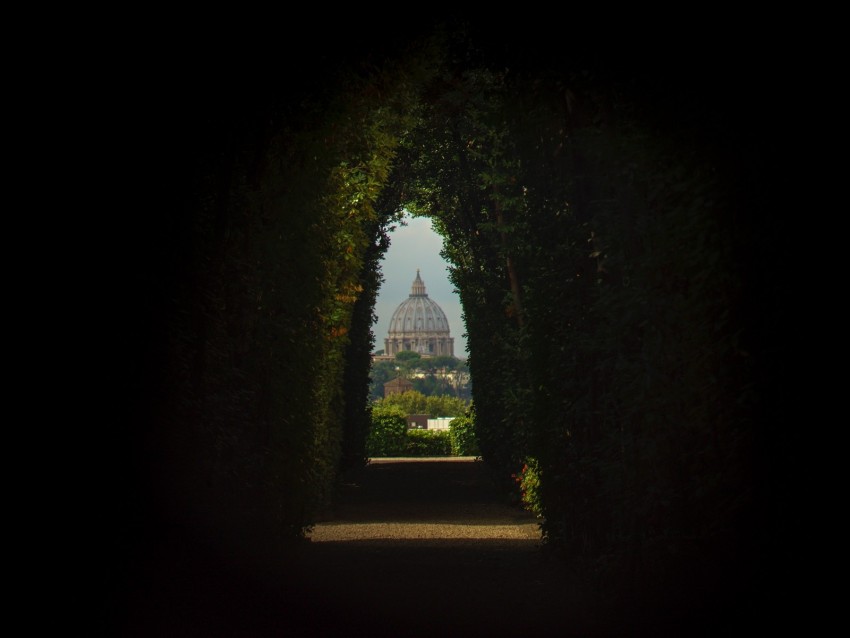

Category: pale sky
[372, 214, 467, 358]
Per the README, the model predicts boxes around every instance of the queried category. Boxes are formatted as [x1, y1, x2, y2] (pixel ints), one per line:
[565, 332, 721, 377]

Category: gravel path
[308, 457, 540, 542]
[113, 457, 725, 636]
[294, 457, 583, 637]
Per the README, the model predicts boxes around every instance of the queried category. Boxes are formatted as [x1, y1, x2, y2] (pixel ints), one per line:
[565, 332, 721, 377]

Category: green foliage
[375, 389, 428, 414]
[448, 413, 480, 456]
[395, 350, 422, 363]
[392, 350, 425, 383]
[430, 355, 457, 370]
[411, 375, 439, 396]
[366, 404, 408, 456]
[366, 404, 454, 457]
[449, 403, 481, 456]
[375, 390, 469, 417]
[424, 393, 470, 417]
[368, 359, 399, 400]
[404, 429, 452, 456]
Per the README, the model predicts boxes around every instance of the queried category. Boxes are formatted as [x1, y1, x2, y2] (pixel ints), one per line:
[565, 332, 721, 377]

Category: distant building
[406, 415, 455, 430]
[382, 270, 454, 358]
[383, 376, 413, 397]
[407, 414, 429, 429]
[426, 417, 455, 431]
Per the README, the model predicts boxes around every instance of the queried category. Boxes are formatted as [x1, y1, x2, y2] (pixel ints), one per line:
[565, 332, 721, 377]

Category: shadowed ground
[111, 458, 754, 637]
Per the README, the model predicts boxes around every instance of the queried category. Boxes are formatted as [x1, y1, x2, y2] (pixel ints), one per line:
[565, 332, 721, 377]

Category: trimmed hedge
[449, 415, 480, 456]
[404, 430, 452, 456]
[365, 406, 408, 456]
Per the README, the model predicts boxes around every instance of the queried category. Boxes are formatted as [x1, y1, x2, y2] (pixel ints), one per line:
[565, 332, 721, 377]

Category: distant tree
[430, 355, 457, 370]
[393, 350, 424, 380]
[425, 394, 469, 417]
[376, 390, 469, 417]
[421, 355, 461, 396]
[395, 350, 422, 363]
[377, 390, 428, 415]
[369, 359, 399, 400]
[412, 375, 439, 396]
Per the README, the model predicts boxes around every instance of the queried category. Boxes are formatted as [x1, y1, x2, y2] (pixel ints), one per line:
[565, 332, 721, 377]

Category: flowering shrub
[512, 457, 543, 518]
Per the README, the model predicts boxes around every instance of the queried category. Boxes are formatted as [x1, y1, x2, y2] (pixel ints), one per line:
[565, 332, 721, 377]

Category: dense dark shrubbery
[115, 27, 776, 629]
[113, 50, 429, 572]
[401, 45, 774, 617]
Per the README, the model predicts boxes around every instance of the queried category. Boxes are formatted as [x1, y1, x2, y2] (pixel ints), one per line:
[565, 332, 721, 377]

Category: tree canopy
[375, 390, 469, 418]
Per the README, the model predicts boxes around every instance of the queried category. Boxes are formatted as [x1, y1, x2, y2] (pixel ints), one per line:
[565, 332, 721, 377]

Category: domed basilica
[382, 270, 454, 358]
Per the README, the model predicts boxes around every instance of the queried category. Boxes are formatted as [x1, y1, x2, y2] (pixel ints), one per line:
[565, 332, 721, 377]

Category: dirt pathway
[114, 458, 714, 636]
[309, 457, 540, 542]
[294, 457, 580, 637]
